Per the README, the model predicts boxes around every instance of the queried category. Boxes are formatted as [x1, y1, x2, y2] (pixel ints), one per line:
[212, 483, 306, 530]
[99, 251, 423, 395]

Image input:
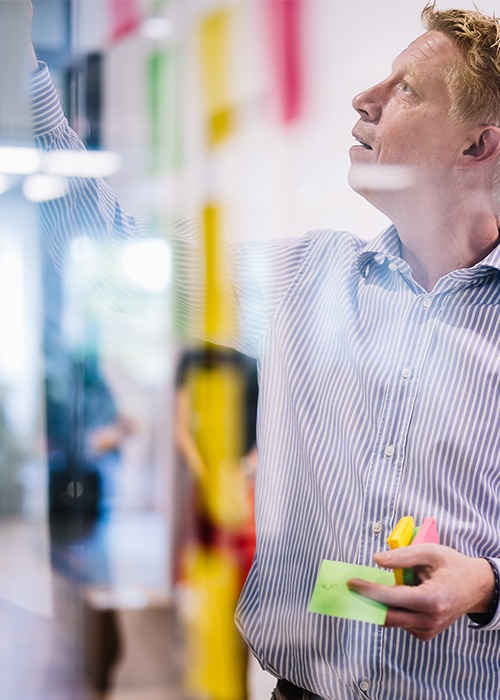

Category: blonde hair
[422, 4, 500, 126]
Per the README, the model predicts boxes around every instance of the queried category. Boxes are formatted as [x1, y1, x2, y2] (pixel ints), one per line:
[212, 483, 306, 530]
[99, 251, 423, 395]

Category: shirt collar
[475, 238, 500, 274]
[356, 225, 401, 277]
[356, 224, 500, 279]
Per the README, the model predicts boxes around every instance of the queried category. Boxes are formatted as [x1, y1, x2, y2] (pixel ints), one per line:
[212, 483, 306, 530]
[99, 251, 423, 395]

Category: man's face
[349, 31, 471, 206]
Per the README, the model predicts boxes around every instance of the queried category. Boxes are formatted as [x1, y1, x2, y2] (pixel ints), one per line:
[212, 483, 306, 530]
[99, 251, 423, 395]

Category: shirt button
[402, 367, 411, 380]
[388, 262, 398, 271]
[385, 444, 395, 458]
[422, 296, 432, 309]
[364, 264, 370, 278]
[359, 679, 370, 692]
[372, 521, 383, 534]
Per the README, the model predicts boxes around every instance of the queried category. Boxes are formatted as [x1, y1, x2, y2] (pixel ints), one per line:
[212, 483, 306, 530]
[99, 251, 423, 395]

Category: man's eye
[399, 81, 413, 94]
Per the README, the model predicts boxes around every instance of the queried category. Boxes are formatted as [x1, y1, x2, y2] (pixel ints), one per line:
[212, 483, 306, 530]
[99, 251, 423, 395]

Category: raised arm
[28, 1, 143, 275]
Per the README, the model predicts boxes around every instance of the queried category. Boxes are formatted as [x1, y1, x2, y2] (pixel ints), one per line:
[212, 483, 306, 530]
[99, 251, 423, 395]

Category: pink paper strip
[267, 0, 303, 123]
[109, 0, 140, 42]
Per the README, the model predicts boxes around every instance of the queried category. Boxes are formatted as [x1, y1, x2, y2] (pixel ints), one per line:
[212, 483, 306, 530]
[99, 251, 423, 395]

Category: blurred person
[47, 348, 135, 527]
[173, 345, 258, 559]
[25, 1, 500, 698]
[173, 345, 258, 700]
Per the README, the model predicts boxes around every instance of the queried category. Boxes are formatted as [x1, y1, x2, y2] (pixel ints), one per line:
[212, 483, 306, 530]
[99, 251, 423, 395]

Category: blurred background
[0, 0, 492, 698]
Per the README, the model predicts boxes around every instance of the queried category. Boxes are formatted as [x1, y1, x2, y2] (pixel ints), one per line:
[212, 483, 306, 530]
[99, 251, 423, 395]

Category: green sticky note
[308, 560, 395, 625]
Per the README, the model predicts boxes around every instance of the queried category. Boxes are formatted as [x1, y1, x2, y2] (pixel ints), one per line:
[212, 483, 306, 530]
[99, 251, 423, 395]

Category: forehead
[393, 30, 463, 77]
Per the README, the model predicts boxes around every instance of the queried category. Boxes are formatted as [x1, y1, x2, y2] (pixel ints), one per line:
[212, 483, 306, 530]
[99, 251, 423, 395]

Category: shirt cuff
[29, 61, 66, 138]
[468, 557, 500, 631]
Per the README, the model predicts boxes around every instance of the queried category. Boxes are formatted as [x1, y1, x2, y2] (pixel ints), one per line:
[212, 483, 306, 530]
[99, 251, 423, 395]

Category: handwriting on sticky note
[308, 560, 395, 625]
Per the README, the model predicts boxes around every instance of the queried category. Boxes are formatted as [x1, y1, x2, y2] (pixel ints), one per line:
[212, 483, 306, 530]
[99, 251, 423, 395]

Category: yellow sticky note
[198, 10, 235, 145]
[387, 516, 414, 584]
[202, 204, 236, 338]
[387, 516, 414, 549]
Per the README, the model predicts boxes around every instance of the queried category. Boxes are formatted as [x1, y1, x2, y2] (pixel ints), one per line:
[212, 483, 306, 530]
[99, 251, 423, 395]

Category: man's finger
[347, 577, 430, 611]
[385, 609, 441, 641]
[374, 543, 445, 570]
[385, 608, 420, 629]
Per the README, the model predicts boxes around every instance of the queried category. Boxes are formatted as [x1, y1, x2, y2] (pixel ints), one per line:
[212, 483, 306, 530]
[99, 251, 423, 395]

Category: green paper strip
[308, 560, 394, 625]
[148, 48, 182, 172]
[152, 0, 169, 13]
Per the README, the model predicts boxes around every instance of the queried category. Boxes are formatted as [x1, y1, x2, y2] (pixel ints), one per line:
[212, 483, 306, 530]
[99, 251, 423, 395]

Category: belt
[276, 679, 326, 700]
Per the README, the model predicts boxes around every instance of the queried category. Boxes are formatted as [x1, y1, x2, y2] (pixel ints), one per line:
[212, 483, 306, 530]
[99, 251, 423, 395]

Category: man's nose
[352, 83, 384, 122]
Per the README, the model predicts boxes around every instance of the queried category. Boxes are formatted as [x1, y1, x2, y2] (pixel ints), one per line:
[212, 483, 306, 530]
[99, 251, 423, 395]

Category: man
[230, 6, 500, 699]
[28, 3, 500, 699]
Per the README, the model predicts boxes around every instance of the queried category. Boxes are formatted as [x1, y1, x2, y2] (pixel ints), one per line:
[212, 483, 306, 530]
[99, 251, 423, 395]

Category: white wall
[97, 0, 500, 245]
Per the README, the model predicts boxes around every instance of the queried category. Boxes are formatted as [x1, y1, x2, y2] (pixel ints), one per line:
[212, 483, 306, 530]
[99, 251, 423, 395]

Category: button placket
[354, 291, 444, 700]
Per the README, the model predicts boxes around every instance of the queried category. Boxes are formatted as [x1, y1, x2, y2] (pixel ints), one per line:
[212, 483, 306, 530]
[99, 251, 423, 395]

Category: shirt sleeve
[235, 233, 316, 355]
[469, 557, 500, 631]
[172, 217, 316, 356]
[29, 62, 143, 275]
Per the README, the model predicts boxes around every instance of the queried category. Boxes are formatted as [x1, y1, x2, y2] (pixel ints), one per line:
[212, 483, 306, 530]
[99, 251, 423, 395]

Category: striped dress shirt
[32, 64, 500, 700]
[229, 227, 500, 699]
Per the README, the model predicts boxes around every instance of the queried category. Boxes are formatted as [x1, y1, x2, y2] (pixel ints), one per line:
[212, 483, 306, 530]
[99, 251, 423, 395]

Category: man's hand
[89, 416, 136, 454]
[347, 544, 495, 641]
[23, 0, 38, 72]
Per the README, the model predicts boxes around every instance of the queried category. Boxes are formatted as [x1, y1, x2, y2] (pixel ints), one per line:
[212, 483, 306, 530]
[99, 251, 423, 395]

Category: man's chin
[348, 163, 415, 196]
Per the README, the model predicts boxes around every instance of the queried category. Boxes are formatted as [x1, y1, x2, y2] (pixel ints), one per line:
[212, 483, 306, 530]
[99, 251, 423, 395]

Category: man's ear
[462, 126, 500, 164]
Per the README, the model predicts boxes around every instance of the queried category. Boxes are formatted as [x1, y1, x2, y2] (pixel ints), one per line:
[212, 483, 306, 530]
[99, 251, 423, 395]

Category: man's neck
[400, 232, 499, 292]
[389, 195, 500, 292]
